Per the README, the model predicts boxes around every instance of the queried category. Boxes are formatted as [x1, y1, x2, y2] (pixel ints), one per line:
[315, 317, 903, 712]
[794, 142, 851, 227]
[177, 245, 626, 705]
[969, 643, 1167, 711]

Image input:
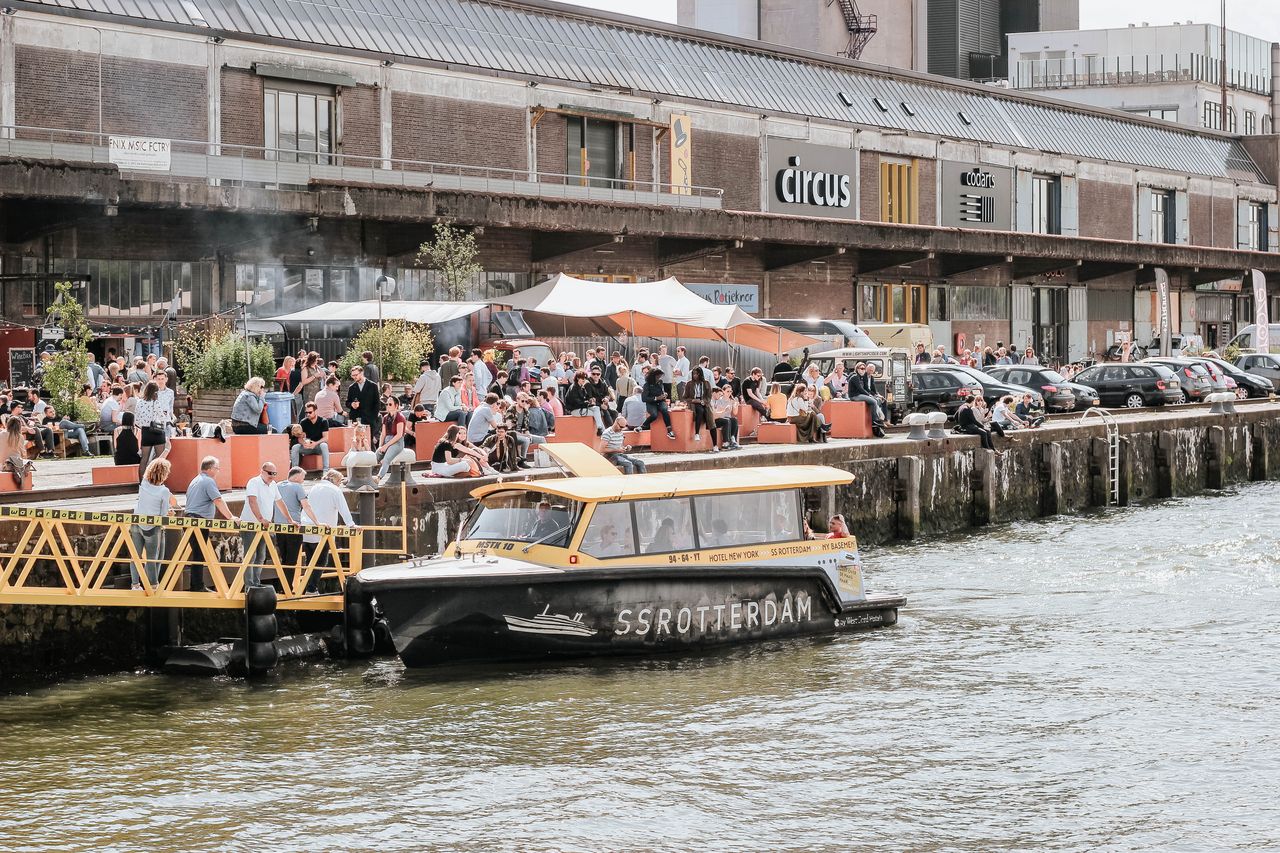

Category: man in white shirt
[240, 462, 292, 587]
[657, 345, 677, 395]
[301, 469, 357, 586]
[673, 346, 690, 396]
[468, 349, 492, 393]
[410, 358, 441, 408]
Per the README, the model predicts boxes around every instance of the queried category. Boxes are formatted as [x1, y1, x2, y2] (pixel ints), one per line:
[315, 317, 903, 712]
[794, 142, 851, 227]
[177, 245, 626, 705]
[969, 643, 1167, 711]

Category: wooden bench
[0, 470, 33, 492]
[228, 433, 290, 488]
[413, 421, 453, 461]
[548, 415, 598, 445]
[92, 464, 141, 485]
[756, 422, 798, 444]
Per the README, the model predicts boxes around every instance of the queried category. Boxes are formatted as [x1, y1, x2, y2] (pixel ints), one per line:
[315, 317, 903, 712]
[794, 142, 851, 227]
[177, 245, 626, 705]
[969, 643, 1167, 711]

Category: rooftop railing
[1010, 53, 1272, 96]
[0, 125, 724, 210]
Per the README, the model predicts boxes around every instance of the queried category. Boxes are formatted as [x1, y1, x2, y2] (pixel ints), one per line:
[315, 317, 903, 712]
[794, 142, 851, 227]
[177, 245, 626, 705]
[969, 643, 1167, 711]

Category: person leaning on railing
[131, 458, 179, 590]
[183, 455, 234, 592]
[300, 469, 356, 590]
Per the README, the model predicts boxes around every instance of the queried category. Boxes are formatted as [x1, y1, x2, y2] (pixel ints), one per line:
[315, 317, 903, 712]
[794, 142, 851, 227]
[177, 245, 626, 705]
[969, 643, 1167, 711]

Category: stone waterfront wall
[4, 404, 1280, 681]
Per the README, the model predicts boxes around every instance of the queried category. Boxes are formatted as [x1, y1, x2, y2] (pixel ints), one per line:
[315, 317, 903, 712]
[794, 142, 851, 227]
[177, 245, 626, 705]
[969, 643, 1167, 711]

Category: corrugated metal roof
[16, 0, 1267, 181]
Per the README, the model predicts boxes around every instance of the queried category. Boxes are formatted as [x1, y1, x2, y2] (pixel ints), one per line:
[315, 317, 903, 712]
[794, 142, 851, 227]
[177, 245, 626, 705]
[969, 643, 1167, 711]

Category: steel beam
[935, 253, 1011, 279]
[764, 244, 846, 271]
[854, 249, 932, 275]
[1077, 261, 1143, 283]
[657, 237, 741, 267]
[531, 232, 624, 264]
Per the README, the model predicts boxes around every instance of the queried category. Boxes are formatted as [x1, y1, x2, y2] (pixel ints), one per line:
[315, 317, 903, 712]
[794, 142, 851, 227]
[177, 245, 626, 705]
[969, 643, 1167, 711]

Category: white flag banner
[1252, 269, 1269, 352]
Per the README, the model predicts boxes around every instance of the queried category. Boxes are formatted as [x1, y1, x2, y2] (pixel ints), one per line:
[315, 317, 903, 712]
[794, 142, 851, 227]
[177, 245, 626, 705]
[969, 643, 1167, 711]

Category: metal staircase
[827, 0, 878, 60]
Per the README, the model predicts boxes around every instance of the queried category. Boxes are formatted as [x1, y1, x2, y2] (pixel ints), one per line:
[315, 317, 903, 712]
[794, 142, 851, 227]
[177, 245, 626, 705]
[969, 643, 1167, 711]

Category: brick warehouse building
[0, 0, 1278, 376]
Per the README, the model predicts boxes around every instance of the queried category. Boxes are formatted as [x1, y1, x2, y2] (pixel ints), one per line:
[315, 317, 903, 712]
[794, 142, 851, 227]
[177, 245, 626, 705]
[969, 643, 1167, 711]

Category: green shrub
[337, 320, 435, 385]
[41, 281, 96, 423]
[174, 320, 275, 394]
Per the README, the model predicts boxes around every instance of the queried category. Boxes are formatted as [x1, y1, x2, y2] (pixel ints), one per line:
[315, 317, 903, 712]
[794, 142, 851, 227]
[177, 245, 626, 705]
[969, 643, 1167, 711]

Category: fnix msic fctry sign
[941, 160, 1012, 230]
[765, 139, 856, 220]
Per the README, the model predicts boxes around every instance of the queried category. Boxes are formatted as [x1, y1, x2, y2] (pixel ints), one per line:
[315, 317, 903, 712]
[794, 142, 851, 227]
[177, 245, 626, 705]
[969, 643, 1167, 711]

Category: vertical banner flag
[1252, 269, 1269, 352]
[669, 114, 692, 195]
[1154, 268, 1171, 357]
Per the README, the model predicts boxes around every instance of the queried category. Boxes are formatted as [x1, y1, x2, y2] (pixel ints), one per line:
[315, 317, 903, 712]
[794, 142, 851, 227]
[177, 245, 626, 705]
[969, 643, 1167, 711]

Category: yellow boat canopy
[471, 464, 855, 504]
[538, 442, 623, 478]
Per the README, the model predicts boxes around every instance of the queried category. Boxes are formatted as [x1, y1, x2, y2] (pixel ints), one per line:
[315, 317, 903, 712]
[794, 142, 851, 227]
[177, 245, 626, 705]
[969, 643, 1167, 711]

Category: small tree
[338, 319, 435, 385]
[41, 280, 96, 422]
[417, 219, 483, 301]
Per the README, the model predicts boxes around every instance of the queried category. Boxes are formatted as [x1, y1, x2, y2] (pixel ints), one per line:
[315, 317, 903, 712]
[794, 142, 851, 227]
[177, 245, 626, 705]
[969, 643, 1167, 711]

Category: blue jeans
[291, 441, 330, 471]
[241, 531, 268, 587]
[610, 453, 648, 474]
[848, 394, 886, 425]
[59, 420, 90, 455]
[377, 437, 406, 478]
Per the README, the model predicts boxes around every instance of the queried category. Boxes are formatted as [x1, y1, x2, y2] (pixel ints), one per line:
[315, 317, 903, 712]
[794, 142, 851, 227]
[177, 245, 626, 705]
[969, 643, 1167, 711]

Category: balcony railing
[1011, 53, 1272, 96]
[0, 125, 724, 210]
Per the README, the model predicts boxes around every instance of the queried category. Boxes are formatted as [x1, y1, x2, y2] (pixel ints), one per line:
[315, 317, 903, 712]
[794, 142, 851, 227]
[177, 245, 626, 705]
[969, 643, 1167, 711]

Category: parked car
[1145, 333, 1205, 355]
[1196, 355, 1274, 399]
[1143, 357, 1216, 401]
[923, 364, 1046, 410]
[910, 366, 983, 418]
[1073, 363, 1182, 408]
[1235, 352, 1280, 386]
[983, 365, 1078, 411]
[808, 347, 914, 422]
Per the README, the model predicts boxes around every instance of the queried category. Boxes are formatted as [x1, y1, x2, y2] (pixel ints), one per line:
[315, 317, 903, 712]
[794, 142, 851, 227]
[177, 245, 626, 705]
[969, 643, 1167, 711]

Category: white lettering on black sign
[775, 156, 851, 209]
[614, 592, 813, 637]
[960, 167, 997, 189]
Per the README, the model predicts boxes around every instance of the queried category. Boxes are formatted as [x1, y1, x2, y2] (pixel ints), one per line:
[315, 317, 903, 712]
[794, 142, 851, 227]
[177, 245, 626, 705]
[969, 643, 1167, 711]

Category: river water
[2, 483, 1279, 852]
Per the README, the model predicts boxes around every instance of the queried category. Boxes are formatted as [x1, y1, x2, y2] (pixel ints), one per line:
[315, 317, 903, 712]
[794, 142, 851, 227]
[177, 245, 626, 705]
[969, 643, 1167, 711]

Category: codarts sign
[940, 160, 1012, 230]
[765, 139, 857, 220]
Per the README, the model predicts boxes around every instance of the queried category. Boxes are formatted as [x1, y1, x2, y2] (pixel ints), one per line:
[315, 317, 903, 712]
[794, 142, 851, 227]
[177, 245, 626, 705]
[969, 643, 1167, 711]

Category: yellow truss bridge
[0, 502, 408, 611]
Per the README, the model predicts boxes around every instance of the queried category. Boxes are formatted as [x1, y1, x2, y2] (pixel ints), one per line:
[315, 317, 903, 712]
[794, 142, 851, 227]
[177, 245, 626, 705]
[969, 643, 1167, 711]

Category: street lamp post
[375, 274, 395, 374]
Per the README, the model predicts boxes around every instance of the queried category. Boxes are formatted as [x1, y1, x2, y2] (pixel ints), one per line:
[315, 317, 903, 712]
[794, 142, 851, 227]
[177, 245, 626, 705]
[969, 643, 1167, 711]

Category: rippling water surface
[3, 484, 1280, 852]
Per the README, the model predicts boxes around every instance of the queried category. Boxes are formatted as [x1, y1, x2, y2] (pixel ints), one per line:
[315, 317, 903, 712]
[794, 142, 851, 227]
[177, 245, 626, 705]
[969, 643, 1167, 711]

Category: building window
[1202, 101, 1221, 130]
[264, 82, 335, 164]
[567, 117, 619, 189]
[1227, 107, 1238, 133]
[861, 282, 928, 323]
[1151, 190, 1175, 244]
[1247, 202, 1269, 251]
[1030, 175, 1061, 235]
[1130, 108, 1178, 121]
[880, 159, 918, 224]
[1245, 110, 1257, 135]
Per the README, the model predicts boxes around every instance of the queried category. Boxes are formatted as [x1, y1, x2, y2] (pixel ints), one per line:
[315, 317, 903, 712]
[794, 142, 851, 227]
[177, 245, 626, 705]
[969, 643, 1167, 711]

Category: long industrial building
[0, 0, 1277, 376]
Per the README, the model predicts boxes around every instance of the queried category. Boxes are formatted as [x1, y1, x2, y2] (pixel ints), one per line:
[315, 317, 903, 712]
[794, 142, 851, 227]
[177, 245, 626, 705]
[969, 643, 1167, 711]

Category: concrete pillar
[0, 13, 14, 139]
[895, 455, 922, 540]
[1155, 431, 1175, 499]
[380, 66, 393, 171]
[1205, 425, 1225, 490]
[971, 449, 995, 526]
[1089, 435, 1112, 508]
[1040, 441, 1063, 516]
[206, 39, 221, 157]
[1251, 421, 1272, 481]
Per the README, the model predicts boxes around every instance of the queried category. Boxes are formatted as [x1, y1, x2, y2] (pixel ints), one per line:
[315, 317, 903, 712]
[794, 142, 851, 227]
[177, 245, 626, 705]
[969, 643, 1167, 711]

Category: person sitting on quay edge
[640, 368, 676, 440]
[993, 394, 1036, 432]
[290, 402, 331, 473]
[430, 424, 490, 478]
[467, 393, 505, 445]
[786, 384, 828, 444]
[231, 377, 270, 435]
[1015, 393, 1046, 428]
[847, 362, 887, 436]
[565, 370, 606, 433]
[600, 415, 647, 475]
[130, 458, 179, 590]
[682, 365, 720, 451]
[710, 385, 740, 450]
[376, 396, 410, 483]
[954, 397, 1001, 451]
[482, 423, 524, 473]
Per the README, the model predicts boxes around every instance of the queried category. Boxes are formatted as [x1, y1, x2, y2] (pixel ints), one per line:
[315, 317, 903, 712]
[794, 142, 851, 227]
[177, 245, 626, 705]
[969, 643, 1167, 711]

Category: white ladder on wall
[1081, 407, 1120, 506]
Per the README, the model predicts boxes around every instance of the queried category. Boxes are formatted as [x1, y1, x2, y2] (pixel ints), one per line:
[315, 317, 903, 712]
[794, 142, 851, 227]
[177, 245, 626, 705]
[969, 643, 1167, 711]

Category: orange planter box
[649, 408, 714, 453]
[165, 436, 232, 491]
[414, 421, 452, 461]
[622, 429, 650, 449]
[0, 471, 32, 492]
[756, 422, 798, 444]
[324, 426, 356, 454]
[737, 403, 761, 439]
[298, 453, 325, 472]
[824, 400, 873, 439]
[229, 434, 290, 488]
[548, 415, 598, 445]
[92, 464, 141, 485]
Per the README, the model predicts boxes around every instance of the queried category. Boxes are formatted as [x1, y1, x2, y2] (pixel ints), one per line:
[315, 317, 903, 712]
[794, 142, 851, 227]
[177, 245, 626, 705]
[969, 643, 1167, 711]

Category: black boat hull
[351, 565, 904, 668]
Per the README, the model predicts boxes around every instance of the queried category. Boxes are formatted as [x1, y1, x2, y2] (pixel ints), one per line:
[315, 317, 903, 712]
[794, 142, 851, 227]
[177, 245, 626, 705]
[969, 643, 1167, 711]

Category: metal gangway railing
[1080, 407, 1120, 506]
[0, 502, 408, 611]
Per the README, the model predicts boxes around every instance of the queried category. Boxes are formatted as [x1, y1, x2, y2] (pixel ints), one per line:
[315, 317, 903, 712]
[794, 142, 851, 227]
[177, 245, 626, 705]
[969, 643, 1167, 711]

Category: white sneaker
[694, 433, 701, 441]
[709, 446, 719, 452]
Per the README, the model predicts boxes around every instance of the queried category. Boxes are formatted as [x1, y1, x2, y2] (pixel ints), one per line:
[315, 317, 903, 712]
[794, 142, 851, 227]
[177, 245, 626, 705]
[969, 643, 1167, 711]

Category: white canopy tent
[494, 275, 816, 354]
[264, 300, 487, 324]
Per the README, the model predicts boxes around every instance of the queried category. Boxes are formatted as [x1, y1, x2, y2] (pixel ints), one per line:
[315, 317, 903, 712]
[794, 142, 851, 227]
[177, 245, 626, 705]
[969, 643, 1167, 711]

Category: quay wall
[3, 404, 1280, 680]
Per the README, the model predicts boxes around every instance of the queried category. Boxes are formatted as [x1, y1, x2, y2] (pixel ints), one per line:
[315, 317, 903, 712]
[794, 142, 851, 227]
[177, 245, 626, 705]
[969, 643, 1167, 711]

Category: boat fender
[881, 607, 898, 627]
[243, 585, 280, 677]
[343, 586, 377, 658]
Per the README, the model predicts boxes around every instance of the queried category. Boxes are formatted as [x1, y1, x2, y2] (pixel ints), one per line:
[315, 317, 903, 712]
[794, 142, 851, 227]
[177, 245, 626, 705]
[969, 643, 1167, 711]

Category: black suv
[1072, 363, 1182, 408]
[910, 367, 983, 418]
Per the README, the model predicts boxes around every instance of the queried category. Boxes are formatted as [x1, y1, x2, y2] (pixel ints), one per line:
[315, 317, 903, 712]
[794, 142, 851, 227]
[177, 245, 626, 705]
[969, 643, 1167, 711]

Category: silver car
[1235, 353, 1280, 387]
[1143, 358, 1215, 401]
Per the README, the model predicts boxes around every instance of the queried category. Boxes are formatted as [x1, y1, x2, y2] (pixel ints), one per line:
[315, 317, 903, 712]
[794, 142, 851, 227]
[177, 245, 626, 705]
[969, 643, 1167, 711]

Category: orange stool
[824, 400, 873, 439]
[650, 408, 714, 453]
[91, 464, 141, 485]
[228, 434, 290, 487]
[548, 415, 598, 445]
[756, 422, 798, 444]
[414, 421, 452, 461]
[165, 436, 232, 490]
[324, 426, 356, 454]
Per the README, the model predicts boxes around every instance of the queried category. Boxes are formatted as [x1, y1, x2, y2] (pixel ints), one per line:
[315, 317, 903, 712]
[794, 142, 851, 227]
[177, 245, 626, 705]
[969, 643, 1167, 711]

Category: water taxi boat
[351, 445, 905, 668]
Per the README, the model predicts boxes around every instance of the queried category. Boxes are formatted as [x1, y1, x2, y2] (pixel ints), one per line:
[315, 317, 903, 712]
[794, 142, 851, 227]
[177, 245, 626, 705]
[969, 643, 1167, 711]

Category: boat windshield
[462, 492, 580, 548]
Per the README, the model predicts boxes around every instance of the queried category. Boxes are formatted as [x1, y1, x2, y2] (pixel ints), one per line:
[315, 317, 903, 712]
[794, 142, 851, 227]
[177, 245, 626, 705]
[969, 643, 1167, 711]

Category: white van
[1226, 324, 1280, 353]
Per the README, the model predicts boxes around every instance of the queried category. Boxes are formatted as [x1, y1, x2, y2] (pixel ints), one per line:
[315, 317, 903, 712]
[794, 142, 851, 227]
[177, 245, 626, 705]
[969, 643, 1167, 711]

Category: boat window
[580, 502, 638, 559]
[462, 492, 579, 547]
[693, 489, 802, 547]
[633, 498, 696, 555]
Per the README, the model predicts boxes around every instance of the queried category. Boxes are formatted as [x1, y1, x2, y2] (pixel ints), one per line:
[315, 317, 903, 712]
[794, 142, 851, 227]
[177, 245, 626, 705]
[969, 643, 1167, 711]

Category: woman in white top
[991, 395, 1026, 431]
[786, 385, 827, 444]
[131, 458, 178, 588]
[133, 380, 169, 481]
